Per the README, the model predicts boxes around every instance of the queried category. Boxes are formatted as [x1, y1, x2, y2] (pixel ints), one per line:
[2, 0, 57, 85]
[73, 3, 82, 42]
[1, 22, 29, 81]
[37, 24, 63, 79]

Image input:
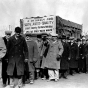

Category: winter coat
[69, 43, 79, 68]
[2, 36, 8, 78]
[60, 42, 70, 70]
[26, 40, 38, 72]
[7, 35, 28, 76]
[85, 44, 88, 65]
[41, 40, 63, 69]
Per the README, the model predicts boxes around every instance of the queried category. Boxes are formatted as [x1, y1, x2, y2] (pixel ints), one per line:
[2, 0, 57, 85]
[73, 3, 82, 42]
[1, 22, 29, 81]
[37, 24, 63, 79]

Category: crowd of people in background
[0, 27, 88, 88]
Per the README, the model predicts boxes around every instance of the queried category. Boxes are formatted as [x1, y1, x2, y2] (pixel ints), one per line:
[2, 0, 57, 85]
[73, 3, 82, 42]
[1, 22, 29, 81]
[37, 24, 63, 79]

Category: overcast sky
[0, 0, 88, 36]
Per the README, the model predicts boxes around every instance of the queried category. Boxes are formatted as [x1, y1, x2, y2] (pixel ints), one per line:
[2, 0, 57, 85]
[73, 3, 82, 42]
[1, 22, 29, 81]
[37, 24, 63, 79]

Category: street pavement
[0, 73, 88, 88]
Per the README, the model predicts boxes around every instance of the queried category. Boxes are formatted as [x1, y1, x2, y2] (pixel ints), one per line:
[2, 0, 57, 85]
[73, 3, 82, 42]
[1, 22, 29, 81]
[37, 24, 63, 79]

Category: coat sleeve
[75, 44, 79, 60]
[23, 38, 28, 59]
[33, 41, 39, 62]
[7, 38, 11, 58]
[58, 40, 64, 56]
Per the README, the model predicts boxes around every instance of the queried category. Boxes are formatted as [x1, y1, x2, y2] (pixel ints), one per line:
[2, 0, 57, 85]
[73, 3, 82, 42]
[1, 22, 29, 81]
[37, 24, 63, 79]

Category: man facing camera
[6, 27, 28, 88]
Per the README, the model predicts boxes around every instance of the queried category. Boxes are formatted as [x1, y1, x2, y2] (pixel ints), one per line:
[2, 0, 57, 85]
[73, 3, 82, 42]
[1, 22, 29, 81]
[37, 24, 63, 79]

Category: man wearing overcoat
[1, 30, 12, 87]
[69, 37, 79, 75]
[60, 35, 70, 79]
[25, 33, 38, 84]
[41, 33, 63, 81]
[7, 27, 28, 88]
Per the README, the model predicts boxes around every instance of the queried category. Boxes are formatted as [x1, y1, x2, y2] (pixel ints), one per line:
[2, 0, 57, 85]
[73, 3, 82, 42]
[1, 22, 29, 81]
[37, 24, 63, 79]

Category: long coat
[1, 36, 8, 79]
[35, 40, 43, 68]
[78, 44, 85, 69]
[7, 35, 28, 76]
[69, 43, 79, 68]
[41, 40, 63, 69]
[60, 42, 70, 70]
[85, 44, 88, 71]
[26, 40, 38, 72]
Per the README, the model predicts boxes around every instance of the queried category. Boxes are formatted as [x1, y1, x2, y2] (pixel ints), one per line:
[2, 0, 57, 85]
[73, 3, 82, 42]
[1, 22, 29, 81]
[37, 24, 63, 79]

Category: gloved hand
[56, 54, 61, 61]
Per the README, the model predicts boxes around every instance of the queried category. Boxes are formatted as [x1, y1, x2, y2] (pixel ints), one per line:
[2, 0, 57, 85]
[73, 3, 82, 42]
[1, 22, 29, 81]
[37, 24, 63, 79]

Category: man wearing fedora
[69, 37, 79, 75]
[80, 37, 87, 73]
[41, 32, 63, 81]
[1, 30, 12, 87]
[76, 38, 83, 73]
[60, 35, 70, 79]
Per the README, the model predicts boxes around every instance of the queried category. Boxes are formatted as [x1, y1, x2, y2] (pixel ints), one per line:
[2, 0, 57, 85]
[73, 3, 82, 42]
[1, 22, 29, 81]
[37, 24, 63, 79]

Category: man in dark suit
[60, 35, 70, 79]
[6, 27, 28, 88]
[1, 30, 12, 87]
[81, 37, 87, 73]
[69, 37, 79, 75]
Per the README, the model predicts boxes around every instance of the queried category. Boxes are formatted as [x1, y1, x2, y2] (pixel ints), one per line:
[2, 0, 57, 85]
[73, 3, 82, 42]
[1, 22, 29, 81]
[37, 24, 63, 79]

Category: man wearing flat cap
[6, 27, 28, 88]
[1, 30, 12, 87]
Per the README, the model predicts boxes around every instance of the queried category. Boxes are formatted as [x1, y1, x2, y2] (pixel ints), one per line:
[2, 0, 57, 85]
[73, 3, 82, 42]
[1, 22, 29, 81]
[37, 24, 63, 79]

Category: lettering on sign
[23, 16, 56, 33]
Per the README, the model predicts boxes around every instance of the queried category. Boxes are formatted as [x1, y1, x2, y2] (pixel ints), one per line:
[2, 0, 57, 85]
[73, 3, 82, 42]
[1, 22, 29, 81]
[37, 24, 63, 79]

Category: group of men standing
[1, 27, 88, 88]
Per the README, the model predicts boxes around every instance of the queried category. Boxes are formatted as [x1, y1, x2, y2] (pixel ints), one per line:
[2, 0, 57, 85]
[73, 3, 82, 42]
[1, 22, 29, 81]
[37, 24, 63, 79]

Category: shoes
[30, 80, 34, 84]
[47, 79, 58, 82]
[59, 75, 62, 79]
[41, 77, 46, 80]
[10, 85, 14, 88]
[2, 84, 6, 87]
[54, 79, 59, 82]
[25, 79, 30, 84]
[63, 76, 67, 79]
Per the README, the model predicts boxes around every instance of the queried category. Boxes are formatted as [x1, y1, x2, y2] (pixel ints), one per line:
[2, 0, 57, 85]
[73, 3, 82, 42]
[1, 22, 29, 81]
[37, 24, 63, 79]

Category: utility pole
[9, 25, 10, 31]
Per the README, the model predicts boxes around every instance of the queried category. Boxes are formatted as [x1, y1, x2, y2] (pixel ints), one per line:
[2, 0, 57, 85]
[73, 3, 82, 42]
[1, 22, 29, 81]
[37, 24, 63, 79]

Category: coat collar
[12, 34, 23, 46]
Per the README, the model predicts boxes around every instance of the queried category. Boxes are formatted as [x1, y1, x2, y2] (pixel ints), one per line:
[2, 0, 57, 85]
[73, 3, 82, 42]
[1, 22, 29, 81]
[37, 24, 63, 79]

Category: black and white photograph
[0, 0, 88, 88]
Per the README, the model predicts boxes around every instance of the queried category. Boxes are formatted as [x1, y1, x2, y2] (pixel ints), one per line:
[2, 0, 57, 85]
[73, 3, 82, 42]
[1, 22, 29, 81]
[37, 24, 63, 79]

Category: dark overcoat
[69, 43, 79, 68]
[60, 42, 70, 70]
[26, 40, 38, 72]
[80, 44, 87, 70]
[7, 35, 28, 76]
[2, 36, 8, 79]
[85, 44, 88, 71]
[78, 44, 85, 69]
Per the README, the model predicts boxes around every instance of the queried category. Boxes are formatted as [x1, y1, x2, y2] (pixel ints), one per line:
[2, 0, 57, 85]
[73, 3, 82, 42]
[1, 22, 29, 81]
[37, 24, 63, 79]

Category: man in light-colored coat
[25, 33, 38, 84]
[41, 33, 63, 81]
